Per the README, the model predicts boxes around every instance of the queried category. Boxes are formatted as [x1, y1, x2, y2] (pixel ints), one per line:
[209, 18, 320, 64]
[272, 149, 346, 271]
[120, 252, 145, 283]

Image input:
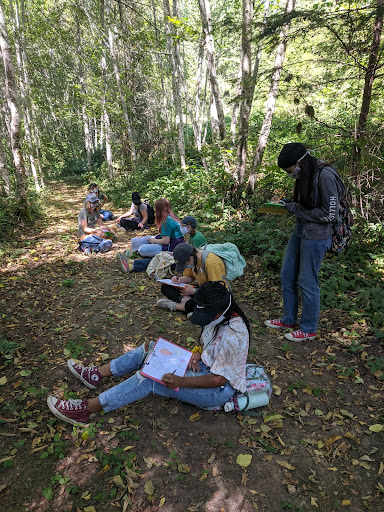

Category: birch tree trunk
[13, 0, 41, 192]
[0, 2, 29, 215]
[0, 116, 10, 195]
[236, 0, 253, 185]
[198, 0, 226, 141]
[249, 0, 296, 191]
[163, 0, 185, 167]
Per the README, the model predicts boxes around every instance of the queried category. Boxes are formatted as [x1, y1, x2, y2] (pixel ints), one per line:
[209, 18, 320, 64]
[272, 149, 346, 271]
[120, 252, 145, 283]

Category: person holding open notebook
[46, 282, 249, 425]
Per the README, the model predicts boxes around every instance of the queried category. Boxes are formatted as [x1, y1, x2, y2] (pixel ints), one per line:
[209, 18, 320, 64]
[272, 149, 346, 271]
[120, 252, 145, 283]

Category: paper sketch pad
[140, 338, 192, 387]
[156, 279, 188, 288]
[257, 202, 288, 215]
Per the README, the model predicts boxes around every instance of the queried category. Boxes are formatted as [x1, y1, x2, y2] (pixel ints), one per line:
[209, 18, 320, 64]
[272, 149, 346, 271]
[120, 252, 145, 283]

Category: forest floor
[0, 180, 383, 512]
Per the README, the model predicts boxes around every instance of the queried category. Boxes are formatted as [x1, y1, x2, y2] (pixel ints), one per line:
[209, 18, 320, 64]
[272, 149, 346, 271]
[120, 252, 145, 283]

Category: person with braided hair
[46, 282, 250, 425]
[264, 143, 345, 341]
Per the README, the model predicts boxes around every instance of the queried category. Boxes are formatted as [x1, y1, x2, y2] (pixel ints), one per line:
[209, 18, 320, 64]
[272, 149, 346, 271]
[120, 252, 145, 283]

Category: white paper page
[141, 338, 192, 382]
[156, 279, 187, 288]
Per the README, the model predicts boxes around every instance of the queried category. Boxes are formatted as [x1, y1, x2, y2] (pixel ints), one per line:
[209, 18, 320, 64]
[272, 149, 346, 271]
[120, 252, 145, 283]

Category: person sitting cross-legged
[46, 281, 249, 425]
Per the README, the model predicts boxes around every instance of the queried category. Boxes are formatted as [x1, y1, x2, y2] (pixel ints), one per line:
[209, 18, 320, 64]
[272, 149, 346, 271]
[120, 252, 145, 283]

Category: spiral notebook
[140, 338, 192, 389]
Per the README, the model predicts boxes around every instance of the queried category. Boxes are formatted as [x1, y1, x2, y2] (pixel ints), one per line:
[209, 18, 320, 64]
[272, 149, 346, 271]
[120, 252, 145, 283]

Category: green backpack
[201, 243, 246, 285]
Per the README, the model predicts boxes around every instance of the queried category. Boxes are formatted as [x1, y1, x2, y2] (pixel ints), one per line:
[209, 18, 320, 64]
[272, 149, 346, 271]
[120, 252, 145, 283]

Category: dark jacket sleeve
[285, 168, 345, 224]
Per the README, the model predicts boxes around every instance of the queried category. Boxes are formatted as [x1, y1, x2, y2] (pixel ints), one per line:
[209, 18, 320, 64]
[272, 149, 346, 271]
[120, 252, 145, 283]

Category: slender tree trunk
[195, 34, 206, 149]
[0, 2, 29, 217]
[172, 0, 200, 151]
[100, 0, 113, 179]
[230, 61, 242, 145]
[151, 0, 170, 133]
[198, 0, 226, 141]
[12, 0, 40, 192]
[76, 20, 92, 171]
[0, 116, 10, 195]
[249, 0, 296, 191]
[107, 15, 137, 167]
[236, 0, 253, 185]
[353, 0, 384, 166]
[163, 0, 185, 167]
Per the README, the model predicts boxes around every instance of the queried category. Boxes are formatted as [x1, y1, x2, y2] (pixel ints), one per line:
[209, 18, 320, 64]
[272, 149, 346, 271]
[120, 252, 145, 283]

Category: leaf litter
[0, 182, 383, 511]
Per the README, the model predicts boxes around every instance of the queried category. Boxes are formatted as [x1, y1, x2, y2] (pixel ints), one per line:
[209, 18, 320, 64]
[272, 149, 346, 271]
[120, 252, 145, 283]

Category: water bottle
[224, 392, 270, 412]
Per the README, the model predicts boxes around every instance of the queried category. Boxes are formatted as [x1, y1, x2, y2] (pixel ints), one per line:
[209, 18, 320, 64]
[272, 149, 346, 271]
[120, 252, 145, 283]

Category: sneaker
[264, 319, 298, 329]
[116, 252, 133, 273]
[67, 359, 103, 390]
[47, 396, 91, 426]
[83, 247, 92, 256]
[156, 298, 177, 312]
[285, 330, 317, 341]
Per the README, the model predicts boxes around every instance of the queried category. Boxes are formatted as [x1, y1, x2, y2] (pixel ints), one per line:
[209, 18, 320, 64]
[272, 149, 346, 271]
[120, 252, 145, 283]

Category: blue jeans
[132, 258, 151, 272]
[281, 221, 332, 333]
[138, 244, 162, 257]
[98, 343, 236, 413]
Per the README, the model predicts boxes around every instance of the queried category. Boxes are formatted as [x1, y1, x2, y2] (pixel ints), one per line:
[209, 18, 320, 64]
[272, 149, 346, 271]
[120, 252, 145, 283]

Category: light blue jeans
[98, 343, 236, 413]
[281, 221, 332, 333]
[138, 244, 162, 257]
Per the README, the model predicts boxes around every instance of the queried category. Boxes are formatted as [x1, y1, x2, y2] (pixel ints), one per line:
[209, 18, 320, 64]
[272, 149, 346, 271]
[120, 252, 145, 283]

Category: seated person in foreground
[157, 242, 228, 313]
[115, 192, 149, 231]
[180, 216, 207, 248]
[46, 281, 250, 425]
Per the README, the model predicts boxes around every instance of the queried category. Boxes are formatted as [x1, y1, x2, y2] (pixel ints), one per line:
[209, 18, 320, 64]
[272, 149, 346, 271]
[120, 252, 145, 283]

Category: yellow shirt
[183, 252, 228, 288]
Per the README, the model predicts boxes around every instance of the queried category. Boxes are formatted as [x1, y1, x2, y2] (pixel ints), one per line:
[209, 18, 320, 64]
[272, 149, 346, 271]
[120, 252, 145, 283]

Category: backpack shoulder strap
[201, 249, 209, 273]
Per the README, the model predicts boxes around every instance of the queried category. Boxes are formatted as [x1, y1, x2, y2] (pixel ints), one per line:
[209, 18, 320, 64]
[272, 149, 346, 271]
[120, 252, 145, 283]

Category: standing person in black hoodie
[264, 143, 345, 341]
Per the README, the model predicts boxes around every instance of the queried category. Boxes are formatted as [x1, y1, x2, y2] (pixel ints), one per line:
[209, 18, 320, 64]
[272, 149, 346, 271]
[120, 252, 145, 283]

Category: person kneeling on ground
[115, 192, 149, 231]
[180, 216, 207, 249]
[157, 242, 227, 314]
[46, 281, 250, 425]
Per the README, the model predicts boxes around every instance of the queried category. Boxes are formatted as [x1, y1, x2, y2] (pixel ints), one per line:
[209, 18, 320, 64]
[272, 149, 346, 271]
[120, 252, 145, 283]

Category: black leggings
[120, 218, 141, 230]
[161, 284, 196, 313]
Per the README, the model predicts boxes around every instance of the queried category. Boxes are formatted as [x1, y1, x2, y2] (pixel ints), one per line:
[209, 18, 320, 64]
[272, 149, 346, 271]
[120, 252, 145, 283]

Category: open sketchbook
[156, 278, 188, 288]
[257, 202, 288, 215]
[140, 338, 192, 389]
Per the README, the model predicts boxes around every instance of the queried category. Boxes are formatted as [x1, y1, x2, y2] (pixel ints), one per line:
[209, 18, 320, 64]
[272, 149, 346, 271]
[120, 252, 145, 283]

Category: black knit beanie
[277, 143, 307, 169]
[131, 192, 141, 205]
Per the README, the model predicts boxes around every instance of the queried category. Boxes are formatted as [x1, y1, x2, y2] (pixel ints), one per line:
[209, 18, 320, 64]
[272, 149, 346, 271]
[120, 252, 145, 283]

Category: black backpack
[329, 198, 354, 254]
[144, 200, 155, 225]
[317, 166, 354, 254]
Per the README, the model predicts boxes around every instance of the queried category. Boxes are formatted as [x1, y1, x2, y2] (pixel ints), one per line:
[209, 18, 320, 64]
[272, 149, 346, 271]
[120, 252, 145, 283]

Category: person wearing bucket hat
[46, 281, 250, 426]
[180, 216, 207, 249]
[156, 242, 228, 313]
[115, 192, 149, 231]
[264, 142, 346, 341]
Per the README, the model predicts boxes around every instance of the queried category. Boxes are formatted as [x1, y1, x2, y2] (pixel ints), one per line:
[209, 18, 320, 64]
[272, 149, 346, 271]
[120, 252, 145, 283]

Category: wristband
[192, 346, 202, 354]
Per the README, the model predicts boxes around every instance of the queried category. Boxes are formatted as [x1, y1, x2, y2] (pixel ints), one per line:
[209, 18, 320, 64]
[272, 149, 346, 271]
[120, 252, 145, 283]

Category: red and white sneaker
[284, 330, 317, 341]
[264, 319, 298, 329]
[67, 359, 103, 390]
[47, 396, 91, 425]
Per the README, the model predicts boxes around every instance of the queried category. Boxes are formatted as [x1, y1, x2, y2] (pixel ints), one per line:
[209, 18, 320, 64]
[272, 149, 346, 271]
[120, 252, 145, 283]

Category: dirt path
[0, 181, 383, 512]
